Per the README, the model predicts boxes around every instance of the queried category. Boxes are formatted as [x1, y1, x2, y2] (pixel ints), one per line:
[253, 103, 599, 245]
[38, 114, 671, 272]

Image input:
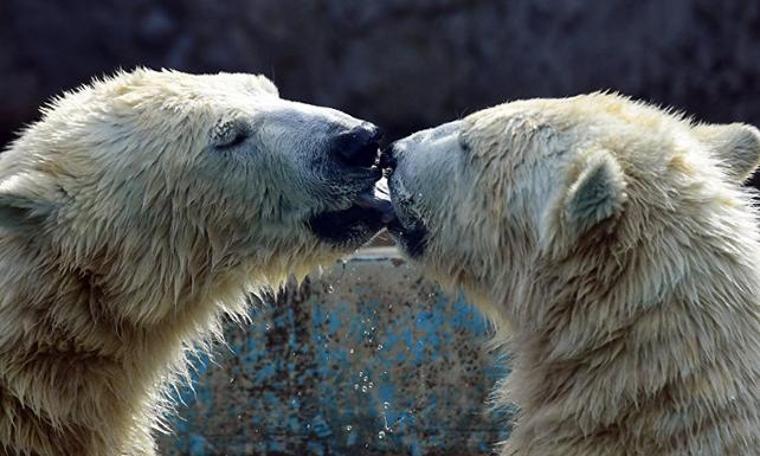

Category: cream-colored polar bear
[385, 93, 760, 455]
[0, 69, 390, 455]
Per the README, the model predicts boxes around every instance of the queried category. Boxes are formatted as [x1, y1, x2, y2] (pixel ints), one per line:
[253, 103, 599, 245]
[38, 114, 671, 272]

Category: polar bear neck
[0, 227, 332, 454]
[497, 179, 760, 453]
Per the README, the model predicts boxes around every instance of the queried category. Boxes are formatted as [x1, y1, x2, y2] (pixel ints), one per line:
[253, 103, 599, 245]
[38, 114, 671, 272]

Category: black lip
[385, 173, 428, 258]
[387, 218, 428, 258]
[307, 191, 393, 248]
[377, 144, 396, 170]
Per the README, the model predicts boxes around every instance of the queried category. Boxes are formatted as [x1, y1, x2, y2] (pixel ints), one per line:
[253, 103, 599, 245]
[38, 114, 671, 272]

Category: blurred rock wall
[2, 0, 759, 155]
[157, 249, 510, 455]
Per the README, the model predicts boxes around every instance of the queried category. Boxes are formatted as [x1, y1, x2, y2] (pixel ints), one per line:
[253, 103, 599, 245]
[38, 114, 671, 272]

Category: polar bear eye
[212, 120, 251, 150]
[458, 136, 471, 153]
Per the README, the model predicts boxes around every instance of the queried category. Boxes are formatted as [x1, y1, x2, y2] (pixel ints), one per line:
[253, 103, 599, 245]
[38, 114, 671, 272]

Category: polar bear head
[385, 93, 760, 321]
[0, 69, 389, 323]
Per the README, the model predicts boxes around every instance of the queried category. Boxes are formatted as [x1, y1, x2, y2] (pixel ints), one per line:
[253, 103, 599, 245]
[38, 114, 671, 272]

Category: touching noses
[333, 122, 383, 168]
[379, 141, 401, 171]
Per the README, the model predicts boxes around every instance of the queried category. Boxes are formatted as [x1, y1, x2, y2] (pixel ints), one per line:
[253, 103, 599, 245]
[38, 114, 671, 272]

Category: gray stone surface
[157, 249, 510, 455]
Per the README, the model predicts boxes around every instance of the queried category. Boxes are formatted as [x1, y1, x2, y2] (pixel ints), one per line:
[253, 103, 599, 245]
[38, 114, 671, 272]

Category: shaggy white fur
[0, 68, 383, 455]
[388, 93, 760, 455]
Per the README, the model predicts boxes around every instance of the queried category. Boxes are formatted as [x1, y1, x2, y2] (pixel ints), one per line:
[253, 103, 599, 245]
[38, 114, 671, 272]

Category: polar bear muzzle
[307, 122, 394, 247]
[382, 140, 430, 258]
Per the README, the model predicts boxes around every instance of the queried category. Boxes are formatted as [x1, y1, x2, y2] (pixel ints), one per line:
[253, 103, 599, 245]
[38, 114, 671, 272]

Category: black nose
[333, 122, 382, 168]
[379, 142, 398, 170]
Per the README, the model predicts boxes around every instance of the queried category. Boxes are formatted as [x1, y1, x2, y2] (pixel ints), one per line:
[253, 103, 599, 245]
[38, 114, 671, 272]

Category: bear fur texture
[387, 93, 760, 455]
[0, 69, 386, 455]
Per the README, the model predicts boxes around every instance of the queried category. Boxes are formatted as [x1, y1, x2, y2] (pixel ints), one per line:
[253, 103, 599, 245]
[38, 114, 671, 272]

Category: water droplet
[368, 382, 374, 389]
[345, 425, 352, 431]
[376, 344, 383, 351]
[354, 384, 359, 390]
[383, 401, 390, 409]
[349, 348, 354, 354]
[378, 431, 386, 439]
[361, 385, 368, 393]
[326, 284, 334, 293]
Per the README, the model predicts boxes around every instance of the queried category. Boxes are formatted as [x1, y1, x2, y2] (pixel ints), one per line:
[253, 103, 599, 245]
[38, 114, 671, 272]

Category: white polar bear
[0, 68, 390, 455]
[385, 93, 760, 455]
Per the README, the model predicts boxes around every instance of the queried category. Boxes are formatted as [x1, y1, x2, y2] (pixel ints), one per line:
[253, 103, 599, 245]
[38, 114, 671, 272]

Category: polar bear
[384, 93, 760, 455]
[0, 69, 390, 455]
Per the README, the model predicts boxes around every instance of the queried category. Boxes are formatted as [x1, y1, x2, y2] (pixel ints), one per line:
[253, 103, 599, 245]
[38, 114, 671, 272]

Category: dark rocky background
[2, 0, 759, 166]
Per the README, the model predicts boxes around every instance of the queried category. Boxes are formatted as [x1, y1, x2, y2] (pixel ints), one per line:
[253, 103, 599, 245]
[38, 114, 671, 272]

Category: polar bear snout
[305, 121, 393, 247]
[383, 141, 431, 258]
[378, 141, 399, 171]
[331, 122, 383, 168]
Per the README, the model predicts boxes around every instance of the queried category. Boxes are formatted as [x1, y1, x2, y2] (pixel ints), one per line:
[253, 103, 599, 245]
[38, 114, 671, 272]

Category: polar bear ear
[0, 174, 55, 231]
[693, 123, 760, 183]
[255, 75, 279, 96]
[564, 150, 627, 235]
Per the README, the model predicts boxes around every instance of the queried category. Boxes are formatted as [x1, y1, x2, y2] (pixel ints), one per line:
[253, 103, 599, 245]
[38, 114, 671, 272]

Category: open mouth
[307, 186, 393, 244]
[307, 149, 395, 248]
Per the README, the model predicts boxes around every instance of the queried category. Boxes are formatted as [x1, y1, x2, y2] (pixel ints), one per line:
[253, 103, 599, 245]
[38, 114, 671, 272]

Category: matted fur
[388, 93, 760, 455]
[0, 69, 375, 455]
